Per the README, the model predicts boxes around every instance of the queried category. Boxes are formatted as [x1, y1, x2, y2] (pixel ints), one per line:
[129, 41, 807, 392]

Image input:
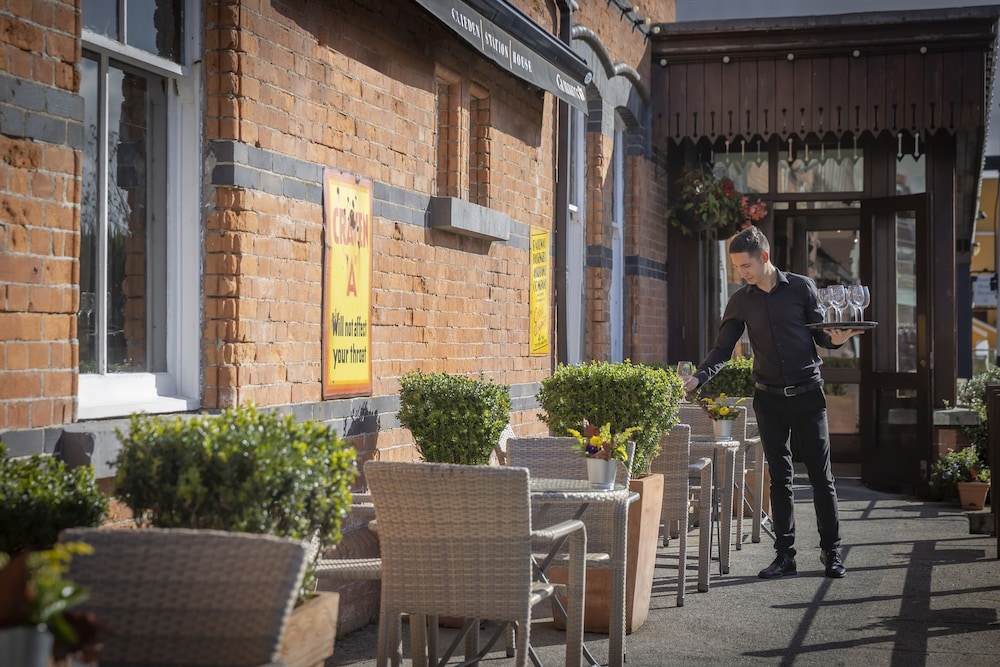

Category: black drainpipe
[554, 0, 573, 366]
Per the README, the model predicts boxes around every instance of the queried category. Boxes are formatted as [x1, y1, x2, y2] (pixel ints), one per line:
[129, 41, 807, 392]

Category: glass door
[778, 213, 863, 465]
[859, 194, 932, 492]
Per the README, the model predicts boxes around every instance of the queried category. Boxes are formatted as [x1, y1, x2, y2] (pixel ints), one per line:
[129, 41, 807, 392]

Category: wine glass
[816, 287, 831, 323]
[828, 285, 848, 323]
[847, 284, 868, 322]
[677, 361, 695, 400]
[79, 291, 95, 332]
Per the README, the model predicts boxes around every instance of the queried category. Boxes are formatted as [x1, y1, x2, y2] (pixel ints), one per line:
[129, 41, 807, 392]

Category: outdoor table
[689, 438, 739, 574]
[529, 477, 640, 667]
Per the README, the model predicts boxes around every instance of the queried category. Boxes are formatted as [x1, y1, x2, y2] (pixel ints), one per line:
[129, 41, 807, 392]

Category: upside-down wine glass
[828, 284, 848, 323]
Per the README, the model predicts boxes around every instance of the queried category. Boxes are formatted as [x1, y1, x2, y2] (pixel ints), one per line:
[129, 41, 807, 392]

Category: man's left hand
[828, 328, 865, 345]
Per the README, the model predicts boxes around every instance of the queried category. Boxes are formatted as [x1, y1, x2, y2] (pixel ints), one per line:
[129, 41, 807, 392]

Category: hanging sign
[529, 228, 550, 357]
[323, 169, 373, 398]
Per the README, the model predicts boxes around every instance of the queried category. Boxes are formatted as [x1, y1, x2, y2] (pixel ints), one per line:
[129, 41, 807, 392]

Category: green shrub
[113, 403, 357, 549]
[536, 360, 683, 476]
[398, 370, 512, 465]
[699, 356, 754, 398]
[0, 443, 108, 554]
[956, 365, 1000, 462]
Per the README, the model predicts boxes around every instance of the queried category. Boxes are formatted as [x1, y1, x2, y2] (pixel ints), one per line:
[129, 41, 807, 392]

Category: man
[683, 226, 864, 579]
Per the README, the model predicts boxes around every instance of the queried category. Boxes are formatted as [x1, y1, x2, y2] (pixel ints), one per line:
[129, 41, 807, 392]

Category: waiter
[683, 225, 864, 579]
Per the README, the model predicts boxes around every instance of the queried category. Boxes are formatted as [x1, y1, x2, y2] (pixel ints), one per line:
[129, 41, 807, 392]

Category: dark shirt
[694, 269, 840, 389]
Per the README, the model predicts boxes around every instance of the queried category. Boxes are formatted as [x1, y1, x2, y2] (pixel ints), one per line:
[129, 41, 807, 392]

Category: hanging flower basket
[667, 167, 767, 236]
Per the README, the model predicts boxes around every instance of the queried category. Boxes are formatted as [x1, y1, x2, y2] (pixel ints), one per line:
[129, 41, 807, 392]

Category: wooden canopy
[650, 7, 999, 146]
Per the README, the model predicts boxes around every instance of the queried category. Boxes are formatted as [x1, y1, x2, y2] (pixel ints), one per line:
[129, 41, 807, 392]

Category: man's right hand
[683, 376, 699, 393]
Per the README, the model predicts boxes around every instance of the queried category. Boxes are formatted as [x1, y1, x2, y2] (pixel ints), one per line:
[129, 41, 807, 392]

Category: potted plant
[567, 420, 641, 489]
[0, 444, 108, 555]
[666, 167, 767, 236]
[537, 360, 682, 633]
[398, 370, 511, 465]
[699, 394, 747, 440]
[112, 402, 357, 667]
[0, 543, 98, 667]
[930, 447, 991, 509]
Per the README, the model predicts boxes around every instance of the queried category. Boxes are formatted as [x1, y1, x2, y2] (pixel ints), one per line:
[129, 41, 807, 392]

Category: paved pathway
[330, 475, 1000, 666]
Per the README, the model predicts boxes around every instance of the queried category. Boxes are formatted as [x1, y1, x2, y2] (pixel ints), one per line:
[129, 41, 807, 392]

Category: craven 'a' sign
[323, 169, 373, 398]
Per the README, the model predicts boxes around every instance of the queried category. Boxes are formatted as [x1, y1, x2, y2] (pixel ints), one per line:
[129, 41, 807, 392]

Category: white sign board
[972, 273, 997, 308]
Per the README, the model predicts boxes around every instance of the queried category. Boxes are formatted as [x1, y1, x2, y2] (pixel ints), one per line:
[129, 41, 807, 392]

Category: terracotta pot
[957, 481, 990, 511]
[550, 472, 664, 634]
[280, 591, 339, 667]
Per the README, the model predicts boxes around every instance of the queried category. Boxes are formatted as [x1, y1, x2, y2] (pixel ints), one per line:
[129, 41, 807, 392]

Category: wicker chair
[505, 436, 627, 562]
[365, 461, 586, 667]
[60, 527, 308, 667]
[677, 404, 747, 574]
[740, 405, 771, 543]
[648, 424, 713, 602]
[505, 437, 636, 665]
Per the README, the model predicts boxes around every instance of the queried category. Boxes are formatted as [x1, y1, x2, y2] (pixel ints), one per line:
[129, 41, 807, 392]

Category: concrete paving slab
[328, 475, 1000, 666]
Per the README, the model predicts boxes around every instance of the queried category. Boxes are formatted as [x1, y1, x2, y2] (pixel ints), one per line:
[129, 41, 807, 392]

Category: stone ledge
[428, 196, 510, 241]
[933, 407, 980, 427]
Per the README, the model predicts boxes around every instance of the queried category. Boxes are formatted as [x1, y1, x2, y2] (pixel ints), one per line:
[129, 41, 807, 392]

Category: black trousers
[753, 387, 841, 556]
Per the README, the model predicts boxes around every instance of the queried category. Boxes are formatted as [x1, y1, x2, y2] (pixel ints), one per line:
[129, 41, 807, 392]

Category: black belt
[755, 379, 824, 397]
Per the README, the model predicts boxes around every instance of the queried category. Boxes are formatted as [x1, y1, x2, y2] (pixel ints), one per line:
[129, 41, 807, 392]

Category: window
[468, 87, 490, 206]
[435, 74, 490, 204]
[79, 0, 200, 418]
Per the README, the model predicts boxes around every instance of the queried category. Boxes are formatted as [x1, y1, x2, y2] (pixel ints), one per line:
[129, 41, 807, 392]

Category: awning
[413, 0, 592, 112]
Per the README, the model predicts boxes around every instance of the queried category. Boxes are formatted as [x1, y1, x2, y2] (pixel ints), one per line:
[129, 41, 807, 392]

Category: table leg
[718, 449, 736, 575]
[609, 496, 632, 667]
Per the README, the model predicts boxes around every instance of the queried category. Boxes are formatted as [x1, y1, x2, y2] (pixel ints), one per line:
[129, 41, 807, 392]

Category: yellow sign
[323, 169, 372, 398]
[529, 228, 550, 357]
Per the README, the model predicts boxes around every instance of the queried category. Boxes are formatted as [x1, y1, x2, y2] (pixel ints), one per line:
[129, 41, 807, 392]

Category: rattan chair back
[61, 527, 308, 667]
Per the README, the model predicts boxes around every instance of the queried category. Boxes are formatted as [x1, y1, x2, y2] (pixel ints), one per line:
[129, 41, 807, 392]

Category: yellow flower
[700, 393, 745, 420]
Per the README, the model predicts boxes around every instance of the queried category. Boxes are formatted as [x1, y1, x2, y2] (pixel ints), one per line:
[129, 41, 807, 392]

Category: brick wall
[0, 1, 81, 432]
[202, 0, 562, 464]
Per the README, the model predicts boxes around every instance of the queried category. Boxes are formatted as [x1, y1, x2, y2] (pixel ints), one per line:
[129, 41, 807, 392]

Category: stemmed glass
[79, 291, 95, 333]
[677, 361, 695, 400]
[828, 285, 848, 323]
[816, 287, 831, 323]
[848, 284, 870, 322]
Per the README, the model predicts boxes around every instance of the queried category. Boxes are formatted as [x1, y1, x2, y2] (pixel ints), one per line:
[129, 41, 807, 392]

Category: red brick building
[1, 0, 673, 631]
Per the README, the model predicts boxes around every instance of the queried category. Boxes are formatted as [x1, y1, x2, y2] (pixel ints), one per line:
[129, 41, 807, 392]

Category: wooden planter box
[550, 472, 664, 634]
[280, 591, 339, 667]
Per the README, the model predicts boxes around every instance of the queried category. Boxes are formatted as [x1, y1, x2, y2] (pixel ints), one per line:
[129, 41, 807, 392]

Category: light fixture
[852, 49, 861, 58]
[722, 55, 730, 64]
[659, 58, 668, 67]
[787, 53, 795, 61]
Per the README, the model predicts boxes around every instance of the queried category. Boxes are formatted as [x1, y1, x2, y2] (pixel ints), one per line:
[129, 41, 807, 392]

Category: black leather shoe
[821, 549, 846, 578]
[758, 553, 797, 579]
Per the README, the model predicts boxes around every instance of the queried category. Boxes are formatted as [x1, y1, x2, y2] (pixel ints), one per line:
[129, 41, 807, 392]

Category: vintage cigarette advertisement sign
[323, 169, 373, 398]
[529, 228, 550, 357]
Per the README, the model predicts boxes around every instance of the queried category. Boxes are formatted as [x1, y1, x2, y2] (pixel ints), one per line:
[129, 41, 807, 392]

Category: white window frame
[610, 122, 625, 362]
[77, 4, 201, 419]
[565, 106, 586, 365]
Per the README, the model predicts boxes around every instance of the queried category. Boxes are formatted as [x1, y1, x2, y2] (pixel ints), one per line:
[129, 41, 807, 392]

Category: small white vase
[587, 457, 618, 490]
[713, 419, 734, 440]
